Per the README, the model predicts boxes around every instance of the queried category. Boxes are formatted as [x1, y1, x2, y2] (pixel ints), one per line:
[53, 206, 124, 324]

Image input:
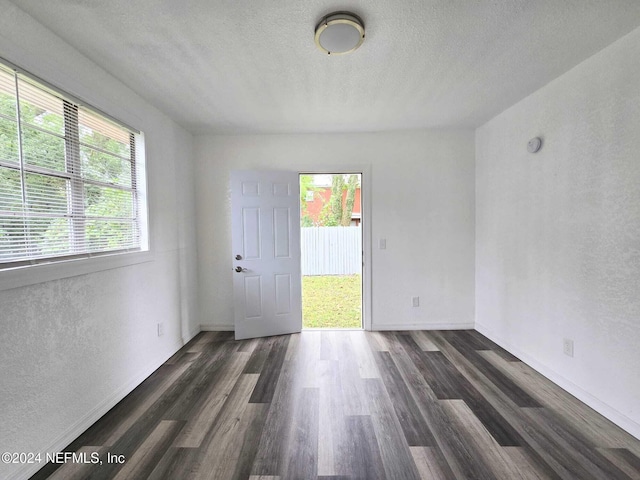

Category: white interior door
[231, 170, 302, 340]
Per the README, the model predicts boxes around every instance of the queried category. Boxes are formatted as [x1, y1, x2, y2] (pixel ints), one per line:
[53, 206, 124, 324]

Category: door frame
[299, 166, 372, 331]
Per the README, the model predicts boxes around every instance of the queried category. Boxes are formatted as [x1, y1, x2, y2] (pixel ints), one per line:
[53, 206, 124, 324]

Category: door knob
[235, 266, 248, 273]
[235, 254, 242, 260]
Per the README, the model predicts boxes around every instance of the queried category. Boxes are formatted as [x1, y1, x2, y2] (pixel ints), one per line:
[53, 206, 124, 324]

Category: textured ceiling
[10, 0, 640, 134]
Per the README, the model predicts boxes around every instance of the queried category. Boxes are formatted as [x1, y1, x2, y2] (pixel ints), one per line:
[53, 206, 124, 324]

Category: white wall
[194, 130, 475, 331]
[0, 3, 199, 479]
[476, 26, 640, 437]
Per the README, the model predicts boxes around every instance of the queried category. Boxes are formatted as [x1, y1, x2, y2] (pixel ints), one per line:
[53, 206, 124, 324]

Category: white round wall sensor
[527, 137, 542, 153]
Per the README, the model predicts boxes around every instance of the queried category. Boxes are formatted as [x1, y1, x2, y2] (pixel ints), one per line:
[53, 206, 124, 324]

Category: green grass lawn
[302, 274, 362, 328]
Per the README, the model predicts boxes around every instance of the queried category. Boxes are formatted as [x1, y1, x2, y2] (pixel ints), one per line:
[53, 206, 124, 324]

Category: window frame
[0, 57, 150, 289]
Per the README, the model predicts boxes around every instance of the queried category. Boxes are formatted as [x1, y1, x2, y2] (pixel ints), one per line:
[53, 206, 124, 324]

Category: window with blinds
[0, 62, 146, 268]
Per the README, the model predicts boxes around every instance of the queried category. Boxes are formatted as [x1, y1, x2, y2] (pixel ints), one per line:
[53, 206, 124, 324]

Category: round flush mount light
[314, 12, 365, 55]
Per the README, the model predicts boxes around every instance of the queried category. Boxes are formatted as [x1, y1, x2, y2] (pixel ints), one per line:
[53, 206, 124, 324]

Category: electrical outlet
[379, 238, 387, 250]
[563, 338, 574, 357]
[412, 297, 420, 307]
[157, 322, 164, 337]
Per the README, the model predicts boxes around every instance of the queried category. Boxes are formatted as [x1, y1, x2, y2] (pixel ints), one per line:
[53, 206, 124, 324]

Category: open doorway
[300, 173, 363, 329]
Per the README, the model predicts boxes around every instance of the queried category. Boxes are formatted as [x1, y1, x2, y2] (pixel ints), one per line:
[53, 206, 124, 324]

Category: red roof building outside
[302, 187, 361, 226]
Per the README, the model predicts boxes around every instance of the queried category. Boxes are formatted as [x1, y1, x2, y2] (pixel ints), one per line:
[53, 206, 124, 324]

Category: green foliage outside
[0, 81, 134, 260]
[1, 89, 67, 258]
[300, 215, 314, 227]
[300, 174, 315, 204]
[302, 275, 362, 328]
[317, 174, 359, 227]
[300, 174, 318, 227]
[322, 174, 345, 226]
[341, 174, 358, 226]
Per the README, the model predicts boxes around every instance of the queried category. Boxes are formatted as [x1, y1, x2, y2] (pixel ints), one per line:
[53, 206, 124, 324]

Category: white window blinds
[0, 62, 146, 267]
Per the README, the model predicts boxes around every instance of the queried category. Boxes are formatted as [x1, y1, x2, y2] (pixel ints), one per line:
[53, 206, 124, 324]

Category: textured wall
[0, 3, 199, 479]
[476, 26, 640, 437]
[194, 130, 475, 331]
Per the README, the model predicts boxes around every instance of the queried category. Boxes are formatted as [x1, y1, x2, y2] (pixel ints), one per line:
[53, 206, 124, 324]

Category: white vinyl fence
[301, 226, 362, 275]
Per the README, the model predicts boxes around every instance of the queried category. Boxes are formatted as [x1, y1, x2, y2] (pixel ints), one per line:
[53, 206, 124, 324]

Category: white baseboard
[475, 323, 640, 441]
[201, 323, 477, 333]
[10, 339, 184, 480]
[373, 322, 475, 331]
[200, 323, 234, 332]
[182, 325, 201, 344]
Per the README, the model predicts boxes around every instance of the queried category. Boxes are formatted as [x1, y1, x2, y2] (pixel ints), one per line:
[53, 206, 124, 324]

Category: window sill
[0, 249, 153, 292]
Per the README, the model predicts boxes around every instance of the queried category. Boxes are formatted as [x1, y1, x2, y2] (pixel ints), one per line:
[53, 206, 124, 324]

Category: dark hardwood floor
[31, 330, 640, 479]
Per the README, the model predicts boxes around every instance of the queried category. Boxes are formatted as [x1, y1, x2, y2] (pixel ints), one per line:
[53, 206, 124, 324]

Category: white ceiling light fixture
[314, 12, 365, 55]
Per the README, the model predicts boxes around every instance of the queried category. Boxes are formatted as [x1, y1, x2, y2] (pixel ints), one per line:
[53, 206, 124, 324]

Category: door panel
[274, 274, 292, 315]
[242, 207, 261, 259]
[231, 170, 302, 340]
[244, 276, 263, 318]
[273, 207, 291, 258]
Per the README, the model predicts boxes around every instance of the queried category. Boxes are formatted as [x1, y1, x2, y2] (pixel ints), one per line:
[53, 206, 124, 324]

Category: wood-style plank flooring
[31, 330, 640, 479]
